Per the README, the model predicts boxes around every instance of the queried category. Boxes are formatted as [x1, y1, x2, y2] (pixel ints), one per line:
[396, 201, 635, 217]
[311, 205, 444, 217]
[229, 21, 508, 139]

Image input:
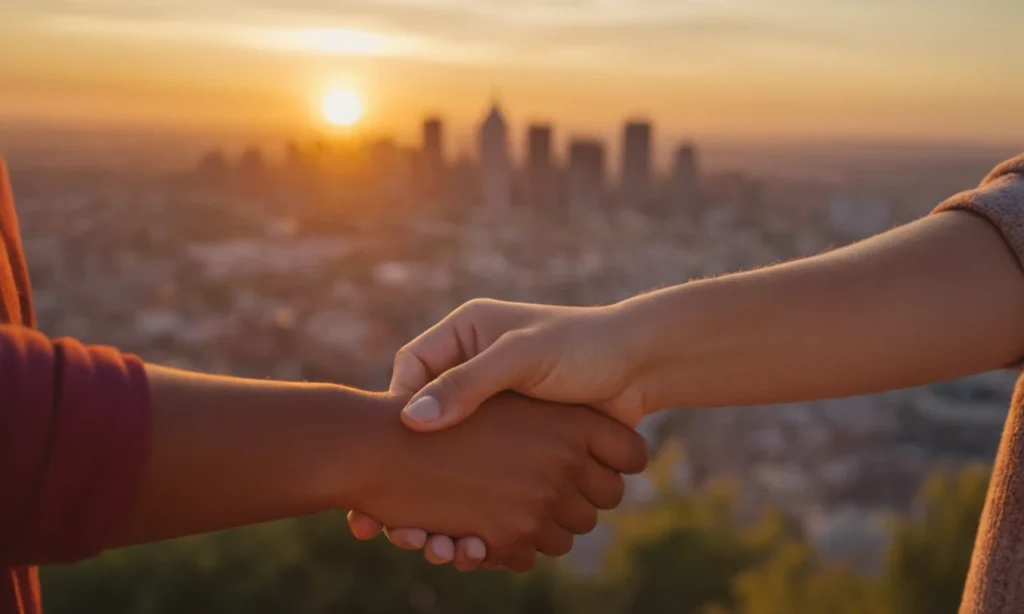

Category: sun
[322, 89, 363, 127]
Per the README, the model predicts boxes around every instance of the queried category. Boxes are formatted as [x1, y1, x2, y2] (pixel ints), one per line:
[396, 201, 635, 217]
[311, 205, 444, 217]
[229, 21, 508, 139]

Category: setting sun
[322, 89, 363, 127]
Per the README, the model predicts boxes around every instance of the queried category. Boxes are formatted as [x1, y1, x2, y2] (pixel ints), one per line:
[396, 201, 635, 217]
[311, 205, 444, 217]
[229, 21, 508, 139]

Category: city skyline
[2, 0, 1023, 144]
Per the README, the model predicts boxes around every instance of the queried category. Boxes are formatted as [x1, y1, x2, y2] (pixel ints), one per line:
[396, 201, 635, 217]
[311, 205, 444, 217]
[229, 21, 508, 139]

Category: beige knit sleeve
[935, 154, 1024, 614]
[932, 154, 1024, 267]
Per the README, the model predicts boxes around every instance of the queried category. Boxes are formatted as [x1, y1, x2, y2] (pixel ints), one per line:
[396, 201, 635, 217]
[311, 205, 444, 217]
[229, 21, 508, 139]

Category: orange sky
[2, 0, 1023, 148]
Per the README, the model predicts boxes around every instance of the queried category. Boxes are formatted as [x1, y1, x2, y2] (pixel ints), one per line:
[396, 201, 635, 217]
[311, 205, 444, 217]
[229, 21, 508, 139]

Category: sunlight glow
[322, 89, 363, 126]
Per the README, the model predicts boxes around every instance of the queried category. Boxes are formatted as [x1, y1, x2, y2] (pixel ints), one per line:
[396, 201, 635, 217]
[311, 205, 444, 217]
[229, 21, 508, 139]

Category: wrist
[317, 387, 405, 511]
[609, 284, 705, 414]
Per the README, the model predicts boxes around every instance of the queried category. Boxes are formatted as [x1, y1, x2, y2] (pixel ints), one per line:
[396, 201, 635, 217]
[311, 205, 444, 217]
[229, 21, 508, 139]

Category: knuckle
[538, 482, 560, 507]
[551, 536, 574, 557]
[550, 445, 580, 474]
[627, 439, 651, 473]
[437, 367, 473, 397]
[459, 298, 496, 319]
[516, 510, 544, 538]
[392, 346, 414, 368]
[606, 476, 627, 508]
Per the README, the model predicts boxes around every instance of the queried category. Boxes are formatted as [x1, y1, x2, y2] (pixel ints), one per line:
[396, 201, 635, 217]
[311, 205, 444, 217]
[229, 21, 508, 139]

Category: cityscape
[4, 0, 1024, 610]
[193, 100, 703, 217]
[5, 99, 1019, 577]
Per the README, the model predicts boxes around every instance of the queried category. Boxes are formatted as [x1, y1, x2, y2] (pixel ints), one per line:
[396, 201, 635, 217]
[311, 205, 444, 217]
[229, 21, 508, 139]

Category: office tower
[527, 124, 553, 172]
[419, 116, 446, 197]
[525, 123, 555, 208]
[422, 117, 444, 176]
[238, 146, 266, 178]
[478, 102, 511, 208]
[673, 142, 700, 208]
[621, 120, 653, 206]
[567, 138, 606, 210]
[195, 148, 229, 184]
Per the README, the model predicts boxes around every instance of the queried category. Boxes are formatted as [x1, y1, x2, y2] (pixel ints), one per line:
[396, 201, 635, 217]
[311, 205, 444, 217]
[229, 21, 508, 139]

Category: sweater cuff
[30, 338, 152, 563]
[932, 163, 1024, 272]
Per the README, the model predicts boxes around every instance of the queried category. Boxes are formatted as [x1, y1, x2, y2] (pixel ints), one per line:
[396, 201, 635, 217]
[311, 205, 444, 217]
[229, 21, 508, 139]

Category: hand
[349, 391, 648, 572]
[349, 298, 653, 565]
[397, 299, 651, 429]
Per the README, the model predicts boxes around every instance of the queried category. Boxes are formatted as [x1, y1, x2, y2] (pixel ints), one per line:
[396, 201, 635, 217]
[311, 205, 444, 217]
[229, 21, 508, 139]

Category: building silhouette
[525, 123, 556, 208]
[567, 138, 605, 210]
[195, 148, 229, 185]
[673, 142, 700, 209]
[621, 120, 653, 206]
[478, 102, 511, 208]
[422, 117, 444, 177]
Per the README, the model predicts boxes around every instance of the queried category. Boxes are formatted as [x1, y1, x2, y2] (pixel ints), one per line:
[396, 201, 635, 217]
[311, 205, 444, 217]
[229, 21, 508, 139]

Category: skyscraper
[621, 120, 653, 206]
[526, 123, 555, 208]
[422, 117, 444, 174]
[527, 124, 553, 172]
[478, 102, 511, 208]
[567, 138, 606, 210]
[673, 142, 700, 208]
[419, 117, 445, 196]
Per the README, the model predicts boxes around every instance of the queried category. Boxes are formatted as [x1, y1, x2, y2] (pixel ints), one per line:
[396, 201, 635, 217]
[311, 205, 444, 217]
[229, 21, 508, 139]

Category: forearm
[111, 365, 387, 548]
[619, 211, 1024, 412]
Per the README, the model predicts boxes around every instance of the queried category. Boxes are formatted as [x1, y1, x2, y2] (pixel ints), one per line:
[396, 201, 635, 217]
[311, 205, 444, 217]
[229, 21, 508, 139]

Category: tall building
[238, 146, 266, 178]
[195, 148, 229, 184]
[422, 117, 444, 174]
[527, 124, 553, 172]
[673, 142, 700, 208]
[621, 120, 653, 206]
[525, 123, 556, 208]
[478, 102, 511, 208]
[567, 138, 606, 210]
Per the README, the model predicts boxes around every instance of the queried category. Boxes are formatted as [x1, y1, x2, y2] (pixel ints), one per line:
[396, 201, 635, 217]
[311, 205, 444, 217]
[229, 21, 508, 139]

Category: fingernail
[465, 539, 486, 561]
[431, 538, 454, 560]
[403, 529, 427, 549]
[404, 396, 442, 424]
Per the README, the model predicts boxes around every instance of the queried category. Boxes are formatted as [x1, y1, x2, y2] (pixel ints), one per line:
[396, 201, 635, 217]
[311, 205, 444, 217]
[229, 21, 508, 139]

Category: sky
[1, 0, 1023, 148]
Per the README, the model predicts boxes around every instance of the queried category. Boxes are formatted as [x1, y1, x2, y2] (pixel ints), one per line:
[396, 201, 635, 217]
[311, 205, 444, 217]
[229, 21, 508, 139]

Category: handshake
[341, 299, 661, 572]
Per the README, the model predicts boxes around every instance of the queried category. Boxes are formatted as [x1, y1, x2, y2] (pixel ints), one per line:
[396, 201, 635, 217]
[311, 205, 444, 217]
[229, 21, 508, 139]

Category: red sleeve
[0, 324, 151, 566]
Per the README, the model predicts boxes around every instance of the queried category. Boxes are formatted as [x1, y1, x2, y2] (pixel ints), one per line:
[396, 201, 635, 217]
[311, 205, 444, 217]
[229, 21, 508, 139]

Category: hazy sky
[2, 0, 1022, 146]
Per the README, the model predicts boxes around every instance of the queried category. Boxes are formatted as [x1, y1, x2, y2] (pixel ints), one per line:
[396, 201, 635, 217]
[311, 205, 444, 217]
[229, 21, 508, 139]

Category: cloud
[17, 0, 918, 76]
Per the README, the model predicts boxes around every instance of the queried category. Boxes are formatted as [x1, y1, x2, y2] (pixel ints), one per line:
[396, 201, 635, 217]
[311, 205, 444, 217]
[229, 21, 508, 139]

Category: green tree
[43, 511, 570, 614]
[602, 442, 791, 614]
[880, 463, 989, 614]
[724, 541, 882, 614]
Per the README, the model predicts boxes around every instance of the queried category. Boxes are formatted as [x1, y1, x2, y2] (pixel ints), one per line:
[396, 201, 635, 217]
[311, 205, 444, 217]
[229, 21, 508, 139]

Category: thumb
[401, 333, 536, 432]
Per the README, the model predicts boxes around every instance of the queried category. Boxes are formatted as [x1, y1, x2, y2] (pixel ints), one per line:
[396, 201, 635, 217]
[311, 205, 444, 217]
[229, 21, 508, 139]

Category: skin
[348, 209, 1024, 562]
[110, 366, 649, 571]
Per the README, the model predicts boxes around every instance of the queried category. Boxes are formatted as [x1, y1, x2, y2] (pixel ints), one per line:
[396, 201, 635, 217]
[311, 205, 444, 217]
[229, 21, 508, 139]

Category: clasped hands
[347, 299, 661, 572]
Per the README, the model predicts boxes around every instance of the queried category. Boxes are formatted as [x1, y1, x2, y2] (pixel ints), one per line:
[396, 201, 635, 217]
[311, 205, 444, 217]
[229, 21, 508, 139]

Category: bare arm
[625, 210, 1024, 411]
[355, 158, 1024, 563]
[110, 366, 377, 547]
[108, 366, 644, 571]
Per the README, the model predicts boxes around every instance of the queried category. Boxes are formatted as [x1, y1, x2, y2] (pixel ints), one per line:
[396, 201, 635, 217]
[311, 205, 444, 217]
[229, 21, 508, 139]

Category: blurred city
[4, 97, 1020, 612]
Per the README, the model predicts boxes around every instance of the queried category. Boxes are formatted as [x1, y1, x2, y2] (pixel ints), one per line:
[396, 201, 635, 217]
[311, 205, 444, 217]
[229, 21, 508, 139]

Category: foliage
[42, 458, 991, 614]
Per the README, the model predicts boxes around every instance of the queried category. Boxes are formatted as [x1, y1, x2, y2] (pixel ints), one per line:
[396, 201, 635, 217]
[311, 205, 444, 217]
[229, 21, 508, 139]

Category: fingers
[553, 492, 599, 535]
[383, 527, 428, 550]
[391, 299, 541, 398]
[389, 323, 465, 397]
[586, 420, 650, 475]
[347, 510, 382, 540]
[401, 332, 539, 433]
[535, 524, 575, 557]
[580, 462, 627, 510]
[424, 535, 455, 565]
[495, 547, 537, 573]
[453, 537, 487, 572]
